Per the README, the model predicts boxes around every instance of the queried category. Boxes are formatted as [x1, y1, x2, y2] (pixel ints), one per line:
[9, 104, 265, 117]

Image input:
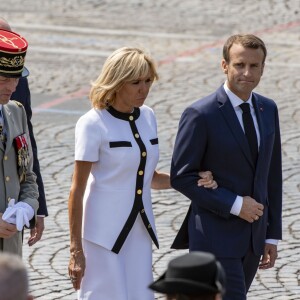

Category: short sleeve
[75, 113, 101, 162]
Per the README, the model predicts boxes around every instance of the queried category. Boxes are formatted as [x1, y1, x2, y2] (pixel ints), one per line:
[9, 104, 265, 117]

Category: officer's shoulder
[7, 100, 25, 114]
[12, 100, 24, 108]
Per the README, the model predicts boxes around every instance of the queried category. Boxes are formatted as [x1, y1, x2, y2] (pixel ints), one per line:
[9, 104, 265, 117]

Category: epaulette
[13, 100, 23, 107]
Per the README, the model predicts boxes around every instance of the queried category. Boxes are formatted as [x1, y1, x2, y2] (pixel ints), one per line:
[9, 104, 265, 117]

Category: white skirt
[78, 215, 155, 300]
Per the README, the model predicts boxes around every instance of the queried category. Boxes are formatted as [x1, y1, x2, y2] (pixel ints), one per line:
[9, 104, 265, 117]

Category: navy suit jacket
[11, 77, 48, 216]
[170, 85, 282, 257]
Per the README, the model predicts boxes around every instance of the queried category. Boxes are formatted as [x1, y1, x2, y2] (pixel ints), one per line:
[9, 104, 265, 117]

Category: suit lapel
[0, 117, 4, 151]
[2, 105, 15, 152]
[0, 108, 4, 151]
[217, 87, 255, 169]
[252, 94, 265, 167]
[0, 139, 4, 151]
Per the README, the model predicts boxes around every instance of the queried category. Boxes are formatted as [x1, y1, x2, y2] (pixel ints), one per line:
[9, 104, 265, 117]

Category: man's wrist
[265, 239, 279, 245]
[230, 195, 243, 216]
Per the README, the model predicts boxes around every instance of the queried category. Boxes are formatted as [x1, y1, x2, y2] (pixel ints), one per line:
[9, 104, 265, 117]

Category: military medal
[14, 134, 30, 182]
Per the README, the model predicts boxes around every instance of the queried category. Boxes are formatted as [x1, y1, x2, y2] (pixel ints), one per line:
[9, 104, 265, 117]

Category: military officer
[0, 17, 48, 246]
[0, 28, 39, 255]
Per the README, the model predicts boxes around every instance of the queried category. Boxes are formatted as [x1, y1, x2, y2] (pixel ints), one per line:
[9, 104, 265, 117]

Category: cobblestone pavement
[1, 0, 300, 299]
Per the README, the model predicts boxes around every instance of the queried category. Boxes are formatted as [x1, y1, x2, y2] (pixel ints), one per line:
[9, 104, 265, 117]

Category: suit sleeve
[171, 106, 237, 218]
[12, 78, 48, 216]
[266, 105, 282, 239]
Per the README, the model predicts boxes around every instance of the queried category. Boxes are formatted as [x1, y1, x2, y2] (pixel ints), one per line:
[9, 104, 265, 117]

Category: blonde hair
[90, 47, 159, 109]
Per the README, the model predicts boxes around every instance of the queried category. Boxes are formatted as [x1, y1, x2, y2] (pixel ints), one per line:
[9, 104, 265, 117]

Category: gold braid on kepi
[0, 29, 29, 78]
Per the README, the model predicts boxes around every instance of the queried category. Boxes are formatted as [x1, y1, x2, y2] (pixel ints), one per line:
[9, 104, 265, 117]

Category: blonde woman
[68, 47, 217, 300]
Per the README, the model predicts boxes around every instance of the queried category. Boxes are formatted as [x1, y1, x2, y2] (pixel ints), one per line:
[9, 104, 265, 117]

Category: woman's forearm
[151, 170, 171, 189]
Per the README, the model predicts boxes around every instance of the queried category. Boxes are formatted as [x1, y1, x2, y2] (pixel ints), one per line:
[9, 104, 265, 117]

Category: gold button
[141, 209, 145, 213]
[5, 176, 10, 182]
[142, 152, 147, 157]
[137, 189, 142, 195]
[135, 133, 139, 138]
[148, 224, 151, 229]
[4, 155, 8, 161]
[129, 116, 134, 121]
[138, 170, 143, 175]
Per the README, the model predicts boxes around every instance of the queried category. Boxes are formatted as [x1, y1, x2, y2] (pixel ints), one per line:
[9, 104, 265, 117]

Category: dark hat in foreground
[149, 252, 226, 295]
[0, 29, 29, 78]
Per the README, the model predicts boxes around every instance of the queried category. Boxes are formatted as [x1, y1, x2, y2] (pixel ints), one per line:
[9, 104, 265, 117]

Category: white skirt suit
[75, 105, 159, 300]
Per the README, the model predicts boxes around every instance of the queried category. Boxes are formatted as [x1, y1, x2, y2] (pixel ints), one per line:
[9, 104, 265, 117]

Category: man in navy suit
[0, 17, 48, 246]
[170, 34, 282, 300]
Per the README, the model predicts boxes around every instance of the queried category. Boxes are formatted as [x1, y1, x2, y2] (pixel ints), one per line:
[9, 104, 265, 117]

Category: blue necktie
[240, 103, 258, 164]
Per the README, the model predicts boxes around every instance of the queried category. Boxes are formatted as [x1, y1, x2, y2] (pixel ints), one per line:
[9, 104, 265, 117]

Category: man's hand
[239, 196, 264, 223]
[28, 216, 45, 246]
[259, 243, 278, 269]
[0, 213, 17, 238]
[198, 171, 218, 189]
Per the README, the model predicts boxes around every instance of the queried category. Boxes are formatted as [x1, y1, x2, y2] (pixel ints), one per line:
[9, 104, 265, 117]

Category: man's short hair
[223, 34, 267, 64]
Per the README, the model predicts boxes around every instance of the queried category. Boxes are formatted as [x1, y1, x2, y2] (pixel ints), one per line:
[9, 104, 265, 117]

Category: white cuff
[230, 195, 243, 216]
[265, 239, 279, 245]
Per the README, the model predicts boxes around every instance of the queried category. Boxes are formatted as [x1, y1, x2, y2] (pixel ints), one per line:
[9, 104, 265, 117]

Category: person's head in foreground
[149, 251, 226, 300]
[0, 252, 33, 300]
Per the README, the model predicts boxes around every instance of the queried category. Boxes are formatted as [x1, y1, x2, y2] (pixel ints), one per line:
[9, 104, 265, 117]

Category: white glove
[2, 199, 17, 224]
[2, 199, 34, 231]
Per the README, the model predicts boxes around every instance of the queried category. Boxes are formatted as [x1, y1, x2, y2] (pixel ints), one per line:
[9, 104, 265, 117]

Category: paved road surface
[1, 0, 300, 299]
